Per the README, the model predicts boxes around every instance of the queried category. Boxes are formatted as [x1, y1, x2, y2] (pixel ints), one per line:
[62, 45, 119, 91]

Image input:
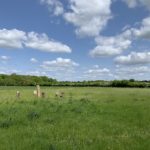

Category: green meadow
[0, 87, 150, 150]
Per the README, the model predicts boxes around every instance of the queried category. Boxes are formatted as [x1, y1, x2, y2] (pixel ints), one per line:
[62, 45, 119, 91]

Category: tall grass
[0, 87, 150, 150]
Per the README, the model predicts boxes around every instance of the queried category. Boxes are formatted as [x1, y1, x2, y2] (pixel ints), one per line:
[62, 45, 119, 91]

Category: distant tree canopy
[0, 74, 57, 86]
[0, 74, 149, 88]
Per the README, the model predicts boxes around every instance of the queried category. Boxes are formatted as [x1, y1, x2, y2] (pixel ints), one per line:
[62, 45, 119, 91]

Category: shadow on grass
[0, 118, 13, 128]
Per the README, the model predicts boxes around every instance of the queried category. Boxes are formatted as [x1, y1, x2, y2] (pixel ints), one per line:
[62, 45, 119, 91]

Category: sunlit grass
[0, 87, 150, 150]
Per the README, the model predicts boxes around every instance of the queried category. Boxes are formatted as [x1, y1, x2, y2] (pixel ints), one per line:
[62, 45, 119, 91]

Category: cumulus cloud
[0, 29, 72, 53]
[123, 0, 138, 8]
[0, 67, 22, 75]
[1, 56, 10, 61]
[40, 0, 112, 37]
[25, 70, 47, 76]
[88, 4, 150, 57]
[0, 29, 26, 49]
[116, 66, 149, 74]
[115, 52, 150, 65]
[90, 30, 132, 57]
[41, 57, 79, 71]
[123, 0, 150, 9]
[40, 0, 64, 16]
[115, 65, 150, 80]
[83, 65, 113, 80]
[30, 58, 38, 63]
[133, 17, 150, 39]
[64, 0, 112, 37]
[25, 32, 71, 53]
[86, 68, 110, 75]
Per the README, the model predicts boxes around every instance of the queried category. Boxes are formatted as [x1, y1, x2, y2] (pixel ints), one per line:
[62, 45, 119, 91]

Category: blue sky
[0, 0, 150, 81]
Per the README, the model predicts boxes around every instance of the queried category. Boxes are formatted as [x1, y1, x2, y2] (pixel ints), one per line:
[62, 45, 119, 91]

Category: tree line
[0, 74, 150, 88]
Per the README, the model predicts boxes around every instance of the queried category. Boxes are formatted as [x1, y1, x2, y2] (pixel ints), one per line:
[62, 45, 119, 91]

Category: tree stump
[36, 85, 41, 98]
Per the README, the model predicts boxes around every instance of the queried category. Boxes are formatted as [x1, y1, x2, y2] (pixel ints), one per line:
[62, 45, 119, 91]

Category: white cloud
[1, 56, 10, 61]
[25, 32, 71, 53]
[39, 57, 79, 80]
[93, 65, 99, 69]
[0, 29, 26, 49]
[41, 57, 79, 71]
[115, 65, 150, 80]
[116, 66, 149, 74]
[90, 30, 132, 57]
[115, 52, 150, 65]
[123, 0, 138, 8]
[30, 58, 38, 63]
[123, 0, 150, 9]
[40, 0, 112, 37]
[25, 70, 47, 76]
[89, 15, 150, 57]
[40, 0, 64, 16]
[84, 65, 113, 80]
[0, 29, 72, 53]
[133, 17, 150, 39]
[64, 0, 112, 37]
[88, 8, 150, 58]
[86, 68, 110, 75]
[0, 68, 22, 75]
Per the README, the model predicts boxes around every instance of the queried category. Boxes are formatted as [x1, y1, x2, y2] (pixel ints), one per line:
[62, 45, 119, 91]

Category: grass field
[0, 87, 150, 150]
